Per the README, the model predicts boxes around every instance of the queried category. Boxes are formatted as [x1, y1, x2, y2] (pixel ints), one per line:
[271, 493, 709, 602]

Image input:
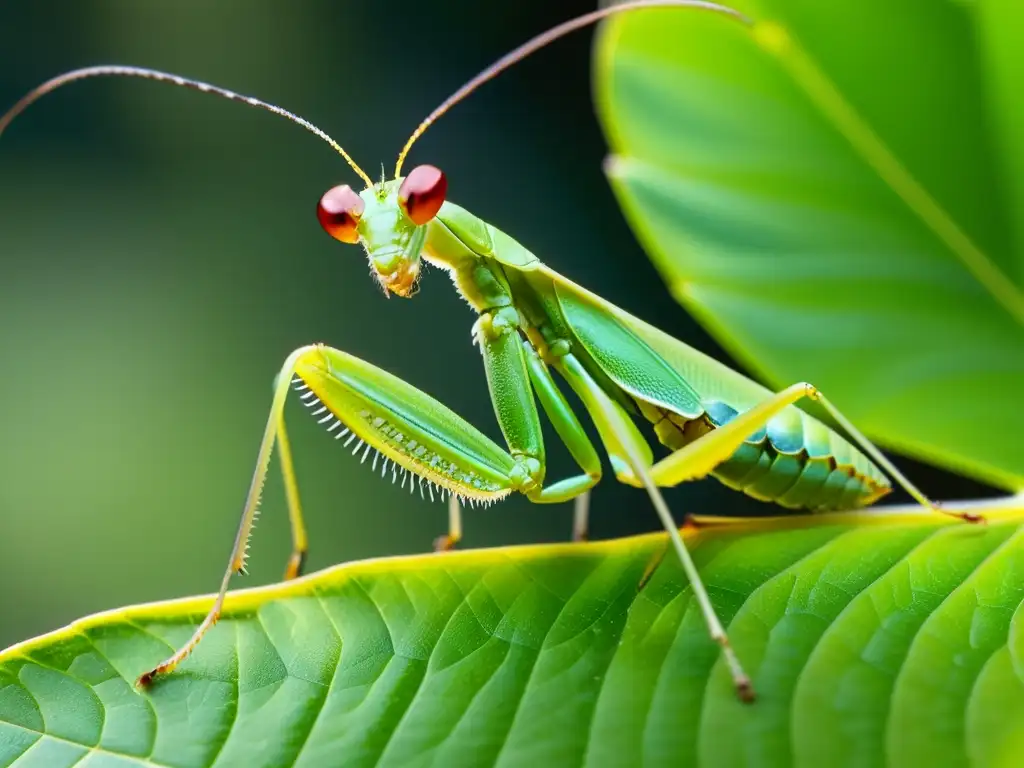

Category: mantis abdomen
[643, 399, 891, 511]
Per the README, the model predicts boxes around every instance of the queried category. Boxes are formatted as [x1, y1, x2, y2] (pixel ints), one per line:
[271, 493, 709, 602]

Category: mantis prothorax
[0, 0, 986, 703]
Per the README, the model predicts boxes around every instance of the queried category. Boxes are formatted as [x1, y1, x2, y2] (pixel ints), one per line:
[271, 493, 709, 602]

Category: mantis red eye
[317, 184, 364, 244]
[398, 165, 447, 225]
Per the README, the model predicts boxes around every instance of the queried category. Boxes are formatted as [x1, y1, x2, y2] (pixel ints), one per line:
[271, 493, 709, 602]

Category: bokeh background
[0, 0, 995, 649]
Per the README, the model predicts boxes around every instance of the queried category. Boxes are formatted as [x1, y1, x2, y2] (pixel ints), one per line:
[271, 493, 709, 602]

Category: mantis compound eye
[317, 184, 365, 244]
[398, 165, 447, 225]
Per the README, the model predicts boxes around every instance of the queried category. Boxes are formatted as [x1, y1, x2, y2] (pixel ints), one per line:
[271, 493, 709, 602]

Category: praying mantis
[0, 0, 986, 703]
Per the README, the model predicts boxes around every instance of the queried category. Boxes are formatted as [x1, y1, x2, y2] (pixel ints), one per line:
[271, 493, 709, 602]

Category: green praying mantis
[0, 0, 988, 703]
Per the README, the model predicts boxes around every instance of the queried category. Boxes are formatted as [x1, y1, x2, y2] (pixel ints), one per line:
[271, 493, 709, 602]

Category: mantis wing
[547, 265, 777, 418]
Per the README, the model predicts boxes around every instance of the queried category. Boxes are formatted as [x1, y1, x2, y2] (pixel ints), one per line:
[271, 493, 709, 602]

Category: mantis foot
[433, 534, 459, 552]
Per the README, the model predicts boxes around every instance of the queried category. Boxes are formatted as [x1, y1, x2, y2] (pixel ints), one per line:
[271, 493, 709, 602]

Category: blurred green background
[0, 0, 993, 650]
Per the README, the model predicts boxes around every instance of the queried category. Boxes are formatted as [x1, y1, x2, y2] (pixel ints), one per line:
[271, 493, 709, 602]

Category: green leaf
[594, 2, 1024, 490]
[3, 509, 1024, 766]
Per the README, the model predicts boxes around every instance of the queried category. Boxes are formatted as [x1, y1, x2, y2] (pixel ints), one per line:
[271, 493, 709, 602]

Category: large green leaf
[3, 508, 1024, 767]
[594, 2, 1024, 490]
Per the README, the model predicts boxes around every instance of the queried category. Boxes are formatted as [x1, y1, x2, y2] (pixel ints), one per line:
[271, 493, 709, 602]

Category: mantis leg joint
[472, 306, 521, 343]
[546, 338, 572, 359]
[508, 454, 544, 493]
[283, 550, 307, 581]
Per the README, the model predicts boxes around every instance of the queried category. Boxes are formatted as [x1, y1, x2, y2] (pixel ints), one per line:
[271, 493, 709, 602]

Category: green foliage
[595, 1, 1024, 490]
[0, 512, 1021, 767]
[5, 5, 1024, 766]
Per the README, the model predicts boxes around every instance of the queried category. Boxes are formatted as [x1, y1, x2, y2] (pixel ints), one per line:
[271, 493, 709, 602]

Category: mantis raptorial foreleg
[136, 341, 607, 686]
[438, 346, 599, 548]
[475, 307, 604, 504]
[645, 382, 981, 523]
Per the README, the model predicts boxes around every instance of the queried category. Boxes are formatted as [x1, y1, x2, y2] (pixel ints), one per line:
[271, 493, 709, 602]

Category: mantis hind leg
[649, 382, 981, 524]
[553, 351, 755, 702]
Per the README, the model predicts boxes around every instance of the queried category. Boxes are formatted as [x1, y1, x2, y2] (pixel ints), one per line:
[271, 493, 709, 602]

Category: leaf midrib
[745, 3, 1024, 326]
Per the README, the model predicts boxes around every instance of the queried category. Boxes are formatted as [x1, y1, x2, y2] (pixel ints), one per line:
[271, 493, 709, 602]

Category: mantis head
[316, 165, 447, 298]
[0, 3, 748, 300]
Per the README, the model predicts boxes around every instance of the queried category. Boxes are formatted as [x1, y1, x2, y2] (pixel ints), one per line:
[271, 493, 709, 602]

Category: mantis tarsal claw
[434, 495, 464, 552]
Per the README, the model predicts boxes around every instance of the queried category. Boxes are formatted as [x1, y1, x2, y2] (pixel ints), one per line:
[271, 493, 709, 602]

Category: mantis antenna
[0, 64, 375, 190]
[394, 0, 752, 177]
